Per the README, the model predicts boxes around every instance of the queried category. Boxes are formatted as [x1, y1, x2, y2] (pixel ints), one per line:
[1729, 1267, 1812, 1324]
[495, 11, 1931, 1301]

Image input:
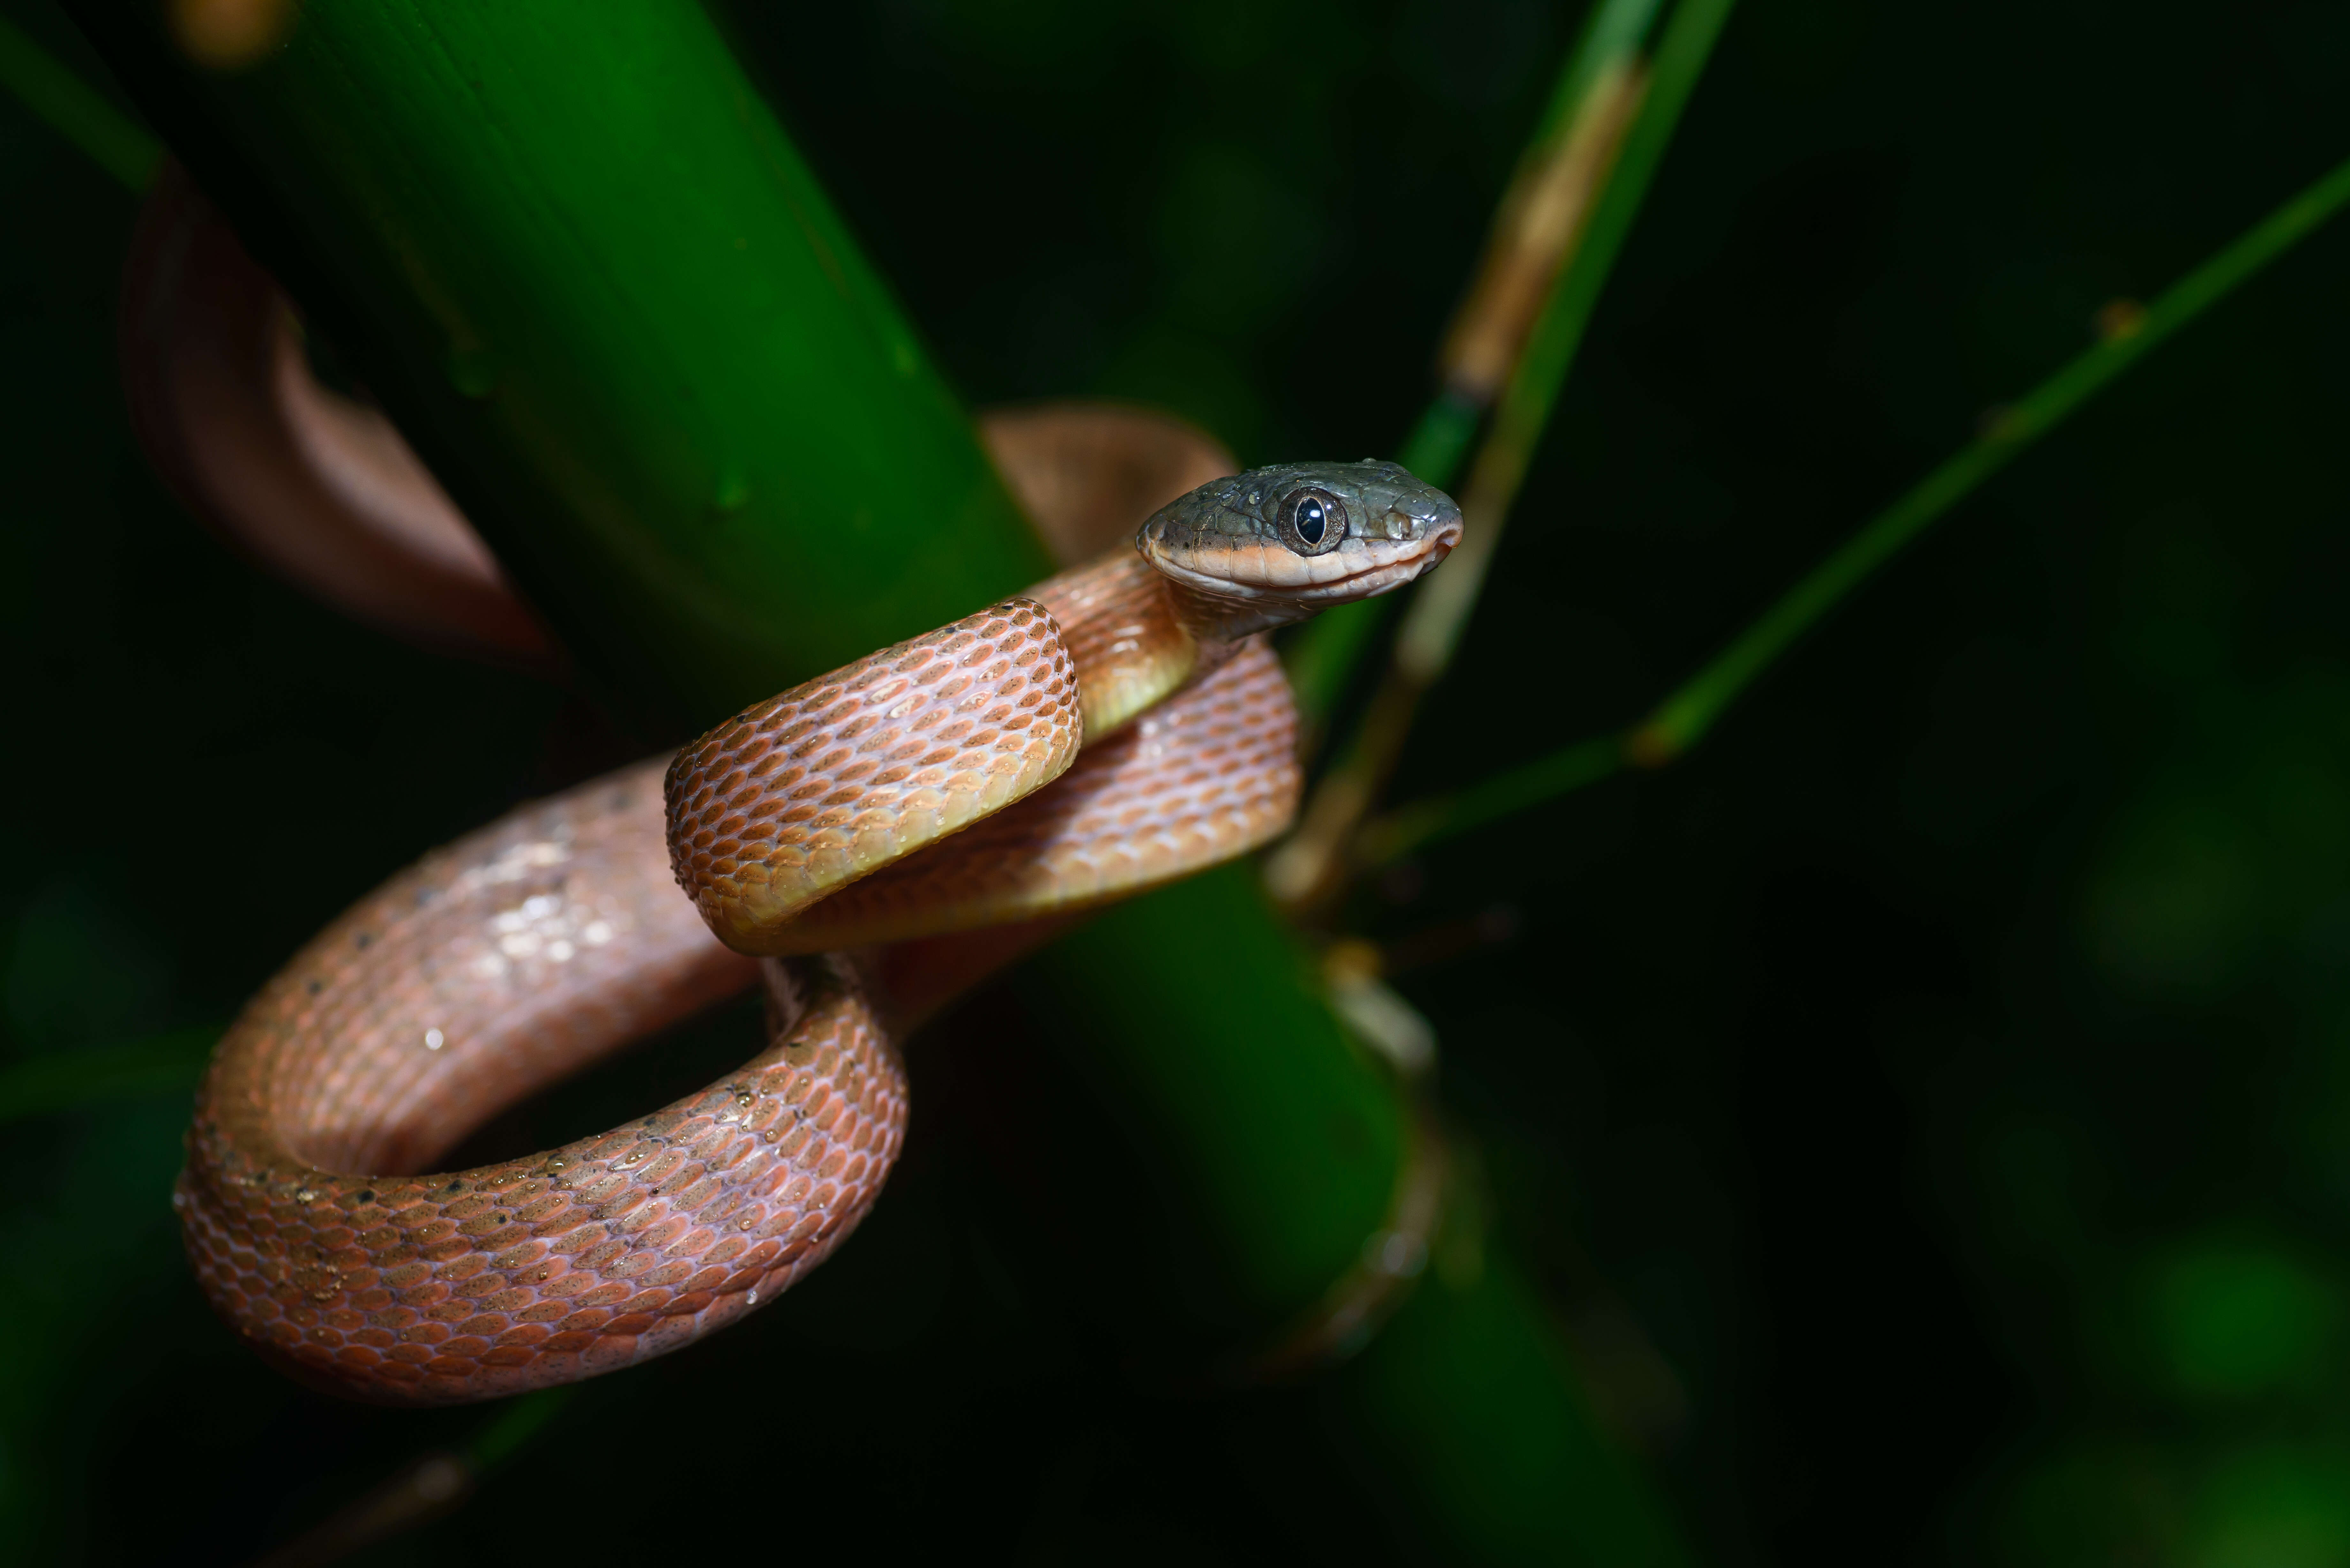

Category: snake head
[1135, 459, 1464, 639]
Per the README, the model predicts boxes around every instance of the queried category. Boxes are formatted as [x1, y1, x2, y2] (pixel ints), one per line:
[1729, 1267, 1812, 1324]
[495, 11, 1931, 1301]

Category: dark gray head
[1135, 460, 1464, 638]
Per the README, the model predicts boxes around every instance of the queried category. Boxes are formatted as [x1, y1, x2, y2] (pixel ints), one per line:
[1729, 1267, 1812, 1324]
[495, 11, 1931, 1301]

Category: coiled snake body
[176, 461, 1462, 1405]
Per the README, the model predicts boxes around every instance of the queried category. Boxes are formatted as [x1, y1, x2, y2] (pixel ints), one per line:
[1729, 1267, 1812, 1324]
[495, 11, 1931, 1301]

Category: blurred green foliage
[11, 0, 2350, 1562]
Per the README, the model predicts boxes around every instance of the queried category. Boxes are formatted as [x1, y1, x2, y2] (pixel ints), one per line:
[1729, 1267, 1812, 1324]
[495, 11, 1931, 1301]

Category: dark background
[7, 0, 2350, 1561]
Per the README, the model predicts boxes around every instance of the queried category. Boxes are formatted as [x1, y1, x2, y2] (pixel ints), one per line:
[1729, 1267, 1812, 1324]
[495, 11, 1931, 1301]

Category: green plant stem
[1283, 0, 1672, 727]
[1539, 0, 1672, 141]
[1363, 148, 2350, 865]
[1634, 153, 2350, 760]
[1269, 0, 1735, 914]
[0, 12, 158, 189]
[1396, 0, 1735, 687]
[1361, 737, 1626, 866]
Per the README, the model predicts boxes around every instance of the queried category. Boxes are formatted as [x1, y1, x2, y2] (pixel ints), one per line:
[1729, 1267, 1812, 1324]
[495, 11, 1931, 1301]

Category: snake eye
[1276, 487, 1348, 556]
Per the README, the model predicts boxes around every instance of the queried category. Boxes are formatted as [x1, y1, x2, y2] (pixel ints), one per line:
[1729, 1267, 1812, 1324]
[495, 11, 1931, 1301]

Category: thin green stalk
[1395, 0, 1736, 686]
[1363, 149, 2350, 865]
[0, 14, 157, 190]
[1634, 153, 2350, 759]
[1540, 0, 1670, 141]
[1270, 0, 1735, 913]
[1283, 0, 1670, 727]
[1361, 737, 1625, 866]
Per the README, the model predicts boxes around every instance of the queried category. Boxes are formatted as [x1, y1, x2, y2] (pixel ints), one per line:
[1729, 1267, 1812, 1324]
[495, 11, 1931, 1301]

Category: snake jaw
[1136, 459, 1463, 640]
[1149, 536, 1447, 609]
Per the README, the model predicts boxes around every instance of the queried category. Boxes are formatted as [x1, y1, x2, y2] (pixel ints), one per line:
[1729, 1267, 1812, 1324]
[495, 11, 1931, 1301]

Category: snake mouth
[1146, 524, 1461, 608]
[1149, 549, 1416, 606]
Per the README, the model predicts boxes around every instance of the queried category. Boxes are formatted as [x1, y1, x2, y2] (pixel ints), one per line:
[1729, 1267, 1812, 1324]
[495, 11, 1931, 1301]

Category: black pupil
[1296, 496, 1326, 544]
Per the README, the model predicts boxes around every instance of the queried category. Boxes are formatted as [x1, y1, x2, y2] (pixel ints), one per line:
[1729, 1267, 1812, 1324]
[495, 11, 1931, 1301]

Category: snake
[175, 458, 1463, 1406]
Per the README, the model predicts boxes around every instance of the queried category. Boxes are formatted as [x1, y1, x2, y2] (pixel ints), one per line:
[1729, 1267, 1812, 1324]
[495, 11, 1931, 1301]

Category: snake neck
[1158, 575, 1321, 644]
[1026, 549, 1246, 741]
